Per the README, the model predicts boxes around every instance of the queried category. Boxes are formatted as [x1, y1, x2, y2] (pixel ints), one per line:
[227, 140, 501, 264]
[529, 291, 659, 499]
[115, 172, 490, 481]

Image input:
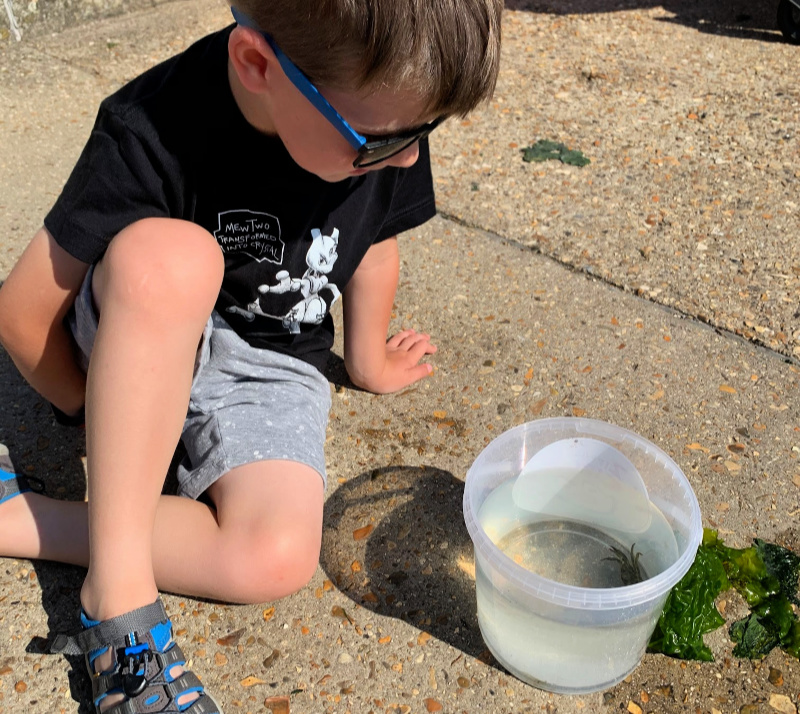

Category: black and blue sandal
[51, 598, 223, 713]
[0, 444, 44, 506]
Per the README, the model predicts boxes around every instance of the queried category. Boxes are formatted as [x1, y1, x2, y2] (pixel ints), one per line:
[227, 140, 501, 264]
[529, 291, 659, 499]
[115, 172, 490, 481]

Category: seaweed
[730, 597, 796, 659]
[521, 139, 590, 167]
[647, 543, 728, 661]
[703, 529, 777, 606]
[755, 538, 800, 605]
[648, 528, 800, 661]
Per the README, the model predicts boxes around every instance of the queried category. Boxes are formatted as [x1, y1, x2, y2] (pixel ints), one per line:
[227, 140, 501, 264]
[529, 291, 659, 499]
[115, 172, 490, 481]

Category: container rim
[462, 417, 703, 610]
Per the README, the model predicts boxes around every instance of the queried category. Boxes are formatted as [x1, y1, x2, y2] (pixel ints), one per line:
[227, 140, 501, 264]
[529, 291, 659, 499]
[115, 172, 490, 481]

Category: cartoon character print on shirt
[226, 227, 342, 334]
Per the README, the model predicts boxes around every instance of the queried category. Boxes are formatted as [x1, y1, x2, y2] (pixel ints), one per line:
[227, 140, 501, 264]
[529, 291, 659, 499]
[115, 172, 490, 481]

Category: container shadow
[505, 0, 786, 44]
[320, 465, 496, 665]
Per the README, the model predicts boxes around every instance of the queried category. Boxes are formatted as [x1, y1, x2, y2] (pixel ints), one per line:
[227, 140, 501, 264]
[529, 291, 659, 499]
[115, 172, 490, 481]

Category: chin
[287, 148, 357, 183]
[315, 168, 364, 183]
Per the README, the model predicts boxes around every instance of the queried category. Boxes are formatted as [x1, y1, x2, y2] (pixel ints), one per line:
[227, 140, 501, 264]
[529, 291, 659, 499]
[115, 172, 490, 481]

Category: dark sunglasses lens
[354, 136, 421, 168]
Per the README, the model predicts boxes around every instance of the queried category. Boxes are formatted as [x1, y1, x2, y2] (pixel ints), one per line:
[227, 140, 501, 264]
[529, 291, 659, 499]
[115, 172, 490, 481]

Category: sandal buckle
[122, 669, 148, 697]
[118, 639, 151, 697]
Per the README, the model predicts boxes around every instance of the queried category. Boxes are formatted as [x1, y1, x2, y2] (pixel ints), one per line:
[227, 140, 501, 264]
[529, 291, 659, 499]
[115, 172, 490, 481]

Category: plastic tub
[463, 418, 702, 694]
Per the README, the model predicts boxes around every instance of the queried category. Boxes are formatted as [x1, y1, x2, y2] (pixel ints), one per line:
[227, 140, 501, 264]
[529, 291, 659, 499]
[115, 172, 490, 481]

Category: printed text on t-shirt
[214, 209, 284, 264]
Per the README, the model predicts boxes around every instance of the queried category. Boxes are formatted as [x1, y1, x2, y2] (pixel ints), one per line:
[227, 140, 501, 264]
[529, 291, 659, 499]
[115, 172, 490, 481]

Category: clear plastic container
[463, 418, 702, 694]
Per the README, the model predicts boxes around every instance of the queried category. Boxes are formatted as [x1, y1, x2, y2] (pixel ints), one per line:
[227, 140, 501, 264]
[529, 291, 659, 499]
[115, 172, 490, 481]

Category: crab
[603, 542, 646, 586]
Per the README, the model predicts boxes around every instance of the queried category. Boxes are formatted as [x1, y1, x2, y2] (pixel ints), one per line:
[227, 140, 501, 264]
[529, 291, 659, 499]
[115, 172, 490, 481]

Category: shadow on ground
[320, 465, 498, 666]
[0, 347, 93, 710]
[28, 566, 93, 714]
[506, 0, 787, 43]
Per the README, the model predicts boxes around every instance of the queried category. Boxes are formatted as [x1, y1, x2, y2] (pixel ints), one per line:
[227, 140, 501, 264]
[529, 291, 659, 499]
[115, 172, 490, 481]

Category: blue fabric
[80, 608, 100, 628]
[124, 642, 149, 656]
[150, 621, 173, 653]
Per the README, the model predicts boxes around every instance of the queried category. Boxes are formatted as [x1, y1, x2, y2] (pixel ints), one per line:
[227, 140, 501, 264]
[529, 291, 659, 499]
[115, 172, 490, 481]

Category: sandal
[0, 444, 45, 506]
[51, 598, 223, 713]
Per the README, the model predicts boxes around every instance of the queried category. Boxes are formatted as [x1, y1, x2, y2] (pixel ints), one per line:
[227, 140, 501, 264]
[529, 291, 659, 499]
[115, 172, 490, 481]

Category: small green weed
[521, 139, 590, 167]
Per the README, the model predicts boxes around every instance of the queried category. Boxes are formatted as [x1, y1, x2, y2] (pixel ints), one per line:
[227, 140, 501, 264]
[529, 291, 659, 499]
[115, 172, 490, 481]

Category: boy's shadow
[320, 465, 496, 664]
[0, 348, 96, 710]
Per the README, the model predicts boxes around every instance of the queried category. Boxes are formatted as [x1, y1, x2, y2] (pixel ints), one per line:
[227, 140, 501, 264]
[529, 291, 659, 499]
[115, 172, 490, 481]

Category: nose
[382, 142, 420, 169]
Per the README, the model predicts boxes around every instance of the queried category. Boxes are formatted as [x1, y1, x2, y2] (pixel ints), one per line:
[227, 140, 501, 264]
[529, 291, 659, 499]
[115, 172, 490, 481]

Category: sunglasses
[232, 8, 443, 168]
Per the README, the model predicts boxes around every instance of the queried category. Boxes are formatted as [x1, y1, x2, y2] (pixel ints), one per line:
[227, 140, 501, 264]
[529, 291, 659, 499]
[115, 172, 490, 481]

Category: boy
[0, 0, 502, 711]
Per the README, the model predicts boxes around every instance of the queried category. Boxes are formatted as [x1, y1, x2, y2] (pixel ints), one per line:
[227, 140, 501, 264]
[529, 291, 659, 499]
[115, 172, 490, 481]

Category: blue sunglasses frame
[231, 7, 442, 167]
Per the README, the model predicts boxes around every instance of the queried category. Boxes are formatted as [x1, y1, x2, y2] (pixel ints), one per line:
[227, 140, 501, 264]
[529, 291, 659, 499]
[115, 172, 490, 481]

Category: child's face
[275, 83, 431, 182]
[229, 28, 435, 183]
[266, 75, 433, 183]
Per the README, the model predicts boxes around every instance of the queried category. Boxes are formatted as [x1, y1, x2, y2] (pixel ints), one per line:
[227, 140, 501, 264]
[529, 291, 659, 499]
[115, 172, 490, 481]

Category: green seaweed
[730, 597, 797, 658]
[703, 529, 776, 606]
[755, 538, 800, 605]
[647, 543, 728, 661]
[521, 139, 590, 167]
[647, 529, 800, 661]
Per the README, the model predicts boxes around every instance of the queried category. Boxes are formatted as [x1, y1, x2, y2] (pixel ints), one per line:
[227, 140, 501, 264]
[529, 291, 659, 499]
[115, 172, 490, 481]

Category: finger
[408, 340, 437, 363]
[403, 363, 434, 386]
[395, 331, 431, 351]
[386, 329, 416, 348]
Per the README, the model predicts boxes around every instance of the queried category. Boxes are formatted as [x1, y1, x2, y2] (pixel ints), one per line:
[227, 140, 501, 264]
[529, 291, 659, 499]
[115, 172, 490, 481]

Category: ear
[228, 25, 279, 94]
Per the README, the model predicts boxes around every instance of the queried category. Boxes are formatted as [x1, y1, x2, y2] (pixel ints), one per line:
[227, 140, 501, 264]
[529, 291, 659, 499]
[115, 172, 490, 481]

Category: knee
[96, 218, 224, 322]
[222, 528, 321, 604]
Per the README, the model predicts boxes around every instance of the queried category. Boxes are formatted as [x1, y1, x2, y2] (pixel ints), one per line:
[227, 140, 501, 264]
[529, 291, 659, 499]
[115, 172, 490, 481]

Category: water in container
[476, 477, 678, 692]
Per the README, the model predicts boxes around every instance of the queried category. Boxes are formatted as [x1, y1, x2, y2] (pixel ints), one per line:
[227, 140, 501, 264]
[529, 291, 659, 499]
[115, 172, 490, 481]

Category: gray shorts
[68, 266, 331, 499]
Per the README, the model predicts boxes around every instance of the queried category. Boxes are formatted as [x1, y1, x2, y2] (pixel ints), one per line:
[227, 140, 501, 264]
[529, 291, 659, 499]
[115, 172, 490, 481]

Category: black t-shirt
[45, 26, 436, 372]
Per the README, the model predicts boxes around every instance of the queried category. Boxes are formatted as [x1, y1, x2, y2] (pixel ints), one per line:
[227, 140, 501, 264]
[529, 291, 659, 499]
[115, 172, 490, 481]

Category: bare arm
[0, 227, 90, 415]
[343, 237, 436, 394]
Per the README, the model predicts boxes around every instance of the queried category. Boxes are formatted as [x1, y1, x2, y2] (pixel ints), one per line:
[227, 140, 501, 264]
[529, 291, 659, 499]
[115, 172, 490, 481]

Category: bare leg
[78, 217, 224, 623]
[0, 492, 89, 563]
[153, 460, 324, 603]
[68, 218, 222, 711]
[0, 460, 323, 602]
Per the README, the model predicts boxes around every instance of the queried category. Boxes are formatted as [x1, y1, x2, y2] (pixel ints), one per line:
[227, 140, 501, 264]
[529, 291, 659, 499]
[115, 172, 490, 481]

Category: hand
[369, 329, 437, 394]
[260, 271, 291, 294]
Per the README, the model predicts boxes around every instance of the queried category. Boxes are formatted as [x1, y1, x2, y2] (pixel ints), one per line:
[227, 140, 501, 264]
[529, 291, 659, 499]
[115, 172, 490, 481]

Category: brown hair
[231, 0, 502, 117]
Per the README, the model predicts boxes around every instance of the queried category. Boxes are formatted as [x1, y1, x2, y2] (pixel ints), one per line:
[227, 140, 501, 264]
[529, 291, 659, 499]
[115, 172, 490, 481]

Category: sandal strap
[100, 670, 205, 713]
[102, 687, 223, 714]
[0, 468, 45, 505]
[51, 600, 168, 656]
[142, 670, 205, 706]
[174, 691, 225, 714]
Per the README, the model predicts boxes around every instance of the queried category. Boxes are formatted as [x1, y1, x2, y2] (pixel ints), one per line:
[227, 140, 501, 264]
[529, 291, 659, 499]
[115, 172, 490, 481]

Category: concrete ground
[1, 1, 799, 713]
